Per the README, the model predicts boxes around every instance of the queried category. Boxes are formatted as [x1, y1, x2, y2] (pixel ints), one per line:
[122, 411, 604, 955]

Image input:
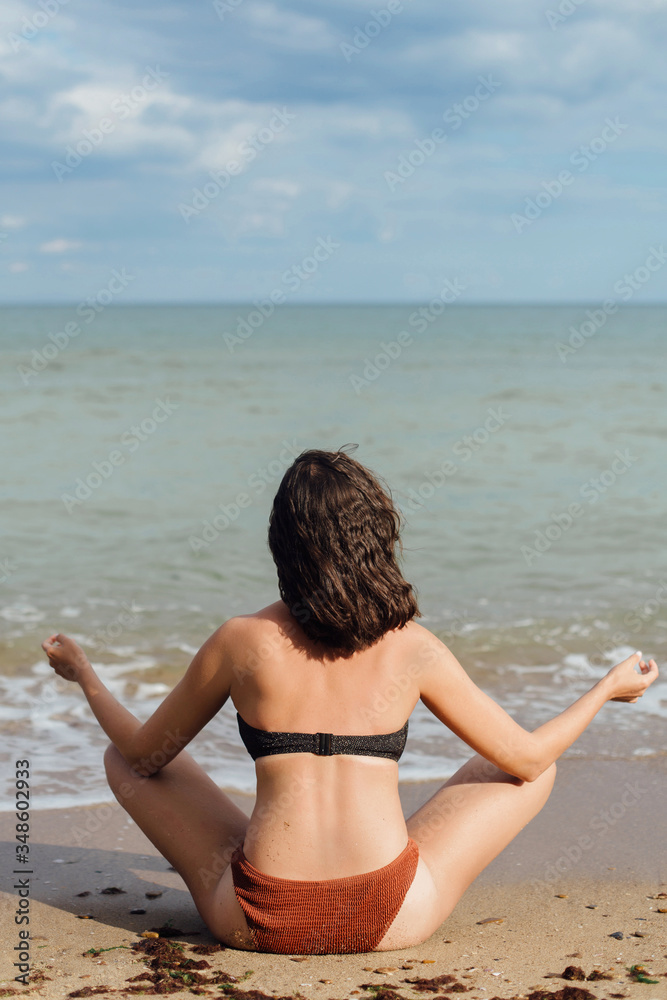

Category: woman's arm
[42, 622, 239, 776]
[418, 636, 659, 782]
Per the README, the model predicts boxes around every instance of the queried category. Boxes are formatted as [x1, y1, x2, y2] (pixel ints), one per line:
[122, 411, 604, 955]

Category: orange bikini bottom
[230, 838, 419, 954]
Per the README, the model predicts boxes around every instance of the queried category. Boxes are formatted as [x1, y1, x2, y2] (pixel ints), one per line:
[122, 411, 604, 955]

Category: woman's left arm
[42, 622, 238, 776]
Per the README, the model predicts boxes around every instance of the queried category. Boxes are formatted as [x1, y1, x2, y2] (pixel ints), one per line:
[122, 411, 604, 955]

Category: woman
[42, 447, 658, 955]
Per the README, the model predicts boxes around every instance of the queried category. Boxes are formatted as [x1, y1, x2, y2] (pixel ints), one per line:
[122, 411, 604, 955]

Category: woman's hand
[603, 651, 659, 703]
[41, 633, 92, 683]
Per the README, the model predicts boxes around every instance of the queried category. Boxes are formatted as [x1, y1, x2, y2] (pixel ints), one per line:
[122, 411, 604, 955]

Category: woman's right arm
[418, 637, 659, 782]
[42, 619, 243, 775]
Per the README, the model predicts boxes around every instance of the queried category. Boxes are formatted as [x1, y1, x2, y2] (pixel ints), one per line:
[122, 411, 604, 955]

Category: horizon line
[1, 299, 667, 308]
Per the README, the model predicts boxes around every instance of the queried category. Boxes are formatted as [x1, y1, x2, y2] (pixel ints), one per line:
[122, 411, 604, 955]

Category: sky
[1, 0, 666, 303]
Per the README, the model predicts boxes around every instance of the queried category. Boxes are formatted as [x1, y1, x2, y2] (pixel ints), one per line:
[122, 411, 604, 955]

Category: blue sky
[1, 0, 666, 303]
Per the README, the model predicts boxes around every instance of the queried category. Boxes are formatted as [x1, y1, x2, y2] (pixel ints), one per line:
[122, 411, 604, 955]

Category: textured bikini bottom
[230, 838, 419, 954]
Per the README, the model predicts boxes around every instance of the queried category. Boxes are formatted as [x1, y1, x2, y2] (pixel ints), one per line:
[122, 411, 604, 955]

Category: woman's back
[229, 600, 424, 878]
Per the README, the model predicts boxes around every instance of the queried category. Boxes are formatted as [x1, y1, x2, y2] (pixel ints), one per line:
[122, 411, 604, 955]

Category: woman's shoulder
[231, 601, 291, 628]
[213, 602, 291, 651]
[394, 618, 440, 650]
[215, 605, 442, 666]
[388, 620, 454, 677]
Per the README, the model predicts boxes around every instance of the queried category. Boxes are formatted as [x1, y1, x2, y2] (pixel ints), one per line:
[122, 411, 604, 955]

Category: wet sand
[1, 758, 666, 999]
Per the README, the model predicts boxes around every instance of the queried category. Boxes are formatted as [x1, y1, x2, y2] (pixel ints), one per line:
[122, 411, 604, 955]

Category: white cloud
[0, 0, 33, 17]
[324, 180, 355, 210]
[43, 74, 184, 138]
[463, 28, 526, 64]
[1, 215, 26, 228]
[0, 97, 37, 121]
[234, 210, 286, 238]
[9, 261, 29, 273]
[252, 178, 301, 197]
[193, 121, 265, 173]
[39, 239, 82, 254]
[0, 14, 77, 82]
[555, 21, 642, 84]
[319, 107, 411, 142]
[242, 2, 335, 50]
[40, 75, 300, 175]
[594, 0, 667, 10]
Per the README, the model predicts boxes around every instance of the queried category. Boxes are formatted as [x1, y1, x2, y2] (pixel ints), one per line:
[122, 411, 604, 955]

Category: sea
[1, 304, 666, 809]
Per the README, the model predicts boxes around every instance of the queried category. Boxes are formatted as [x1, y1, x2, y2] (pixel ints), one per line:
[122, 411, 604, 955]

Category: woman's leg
[376, 754, 556, 949]
[104, 743, 254, 947]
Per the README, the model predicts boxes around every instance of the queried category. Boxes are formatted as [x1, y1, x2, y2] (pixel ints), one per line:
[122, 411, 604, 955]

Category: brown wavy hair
[268, 446, 420, 654]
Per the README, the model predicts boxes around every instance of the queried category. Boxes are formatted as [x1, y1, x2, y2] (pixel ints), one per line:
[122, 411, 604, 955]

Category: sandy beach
[1, 758, 666, 999]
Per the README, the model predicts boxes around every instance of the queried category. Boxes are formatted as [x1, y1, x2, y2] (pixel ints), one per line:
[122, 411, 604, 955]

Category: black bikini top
[236, 712, 408, 762]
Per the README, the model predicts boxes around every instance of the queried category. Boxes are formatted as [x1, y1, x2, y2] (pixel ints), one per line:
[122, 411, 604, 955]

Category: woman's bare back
[229, 600, 423, 878]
